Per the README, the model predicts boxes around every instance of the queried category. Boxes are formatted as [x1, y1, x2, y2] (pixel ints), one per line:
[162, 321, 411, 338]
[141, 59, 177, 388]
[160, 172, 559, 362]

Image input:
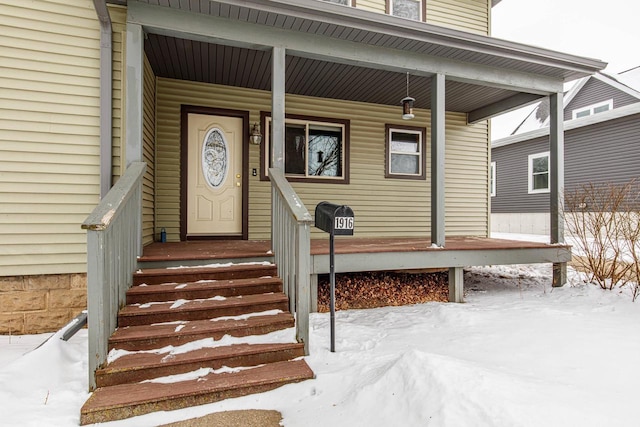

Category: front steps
[80, 263, 313, 425]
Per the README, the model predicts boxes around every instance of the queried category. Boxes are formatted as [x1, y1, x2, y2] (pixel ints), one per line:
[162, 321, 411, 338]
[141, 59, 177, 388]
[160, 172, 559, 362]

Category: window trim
[385, 124, 427, 180]
[490, 161, 496, 197]
[260, 111, 350, 184]
[386, 0, 426, 22]
[528, 151, 550, 194]
[572, 99, 613, 119]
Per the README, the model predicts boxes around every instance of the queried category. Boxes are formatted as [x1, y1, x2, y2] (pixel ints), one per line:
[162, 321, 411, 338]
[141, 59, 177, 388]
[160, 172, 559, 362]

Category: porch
[138, 236, 572, 306]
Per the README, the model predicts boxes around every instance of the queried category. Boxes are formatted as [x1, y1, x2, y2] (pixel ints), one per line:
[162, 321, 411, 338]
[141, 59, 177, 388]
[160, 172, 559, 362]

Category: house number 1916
[334, 216, 354, 230]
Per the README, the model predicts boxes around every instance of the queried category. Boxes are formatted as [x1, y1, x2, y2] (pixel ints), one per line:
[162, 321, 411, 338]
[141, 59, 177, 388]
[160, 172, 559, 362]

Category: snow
[1, 236, 639, 426]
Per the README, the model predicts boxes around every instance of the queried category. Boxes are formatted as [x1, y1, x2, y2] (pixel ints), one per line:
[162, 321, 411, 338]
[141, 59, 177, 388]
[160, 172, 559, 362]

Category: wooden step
[118, 293, 289, 327]
[126, 276, 283, 304]
[109, 312, 294, 351]
[133, 263, 278, 286]
[80, 359, 314, 425]
[96, 342, 305, 387]
[109, 313, 295, 351]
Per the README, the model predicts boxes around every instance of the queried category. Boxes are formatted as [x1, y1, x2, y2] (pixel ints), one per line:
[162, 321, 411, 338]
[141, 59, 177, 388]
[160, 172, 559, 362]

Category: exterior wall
[156, 78, 489, 241]
[356, 0, 385, 14]
[491, 213, 549, 235]
[0, 273, 86, 334]
[492, 113, 640, 214]
[110, 6, 125, 180]
[0, 0, 101, 276]
[426, 0, 489, 35]
[142, 55, 156, 244]
[564, 77, 639, 121]
[350, 0, 490, 35]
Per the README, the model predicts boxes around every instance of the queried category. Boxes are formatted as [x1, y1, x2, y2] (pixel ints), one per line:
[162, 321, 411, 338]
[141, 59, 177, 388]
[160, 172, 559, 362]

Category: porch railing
[269, 168, 314, 354]
[81, 162, 146, 391]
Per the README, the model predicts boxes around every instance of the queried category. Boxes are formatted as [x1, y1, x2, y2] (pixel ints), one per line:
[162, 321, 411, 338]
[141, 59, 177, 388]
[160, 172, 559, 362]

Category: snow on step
[125, 276, 283, 304]
[117, 292, 289, 326]
[109, 312, 295, 351]
[132, 263, 278, 286]
[80, 359, 314, 425]
[96, 341, 305, 387]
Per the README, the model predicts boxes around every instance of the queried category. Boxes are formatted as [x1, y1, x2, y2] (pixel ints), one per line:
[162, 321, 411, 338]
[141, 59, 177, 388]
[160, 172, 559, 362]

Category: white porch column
[125, 21, 144, 166]
[431, 73, 446, 246]
[271, 46, 286, 170]
[549, 92, 567, 286]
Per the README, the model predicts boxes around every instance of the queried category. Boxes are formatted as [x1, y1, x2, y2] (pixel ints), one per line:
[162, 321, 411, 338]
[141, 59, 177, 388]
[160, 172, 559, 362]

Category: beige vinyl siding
[356, 0, 386, 14]
[445, 113, 489, 235]
[426, 0, 489, 35]
[109, 5, 125, 180]
[156, 78, 489, 241]
[0, 0, 101, 276]
[142, 55, 156, 245]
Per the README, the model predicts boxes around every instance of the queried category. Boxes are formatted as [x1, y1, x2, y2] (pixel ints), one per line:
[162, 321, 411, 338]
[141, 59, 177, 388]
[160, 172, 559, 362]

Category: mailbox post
[315, 202, 354, 352]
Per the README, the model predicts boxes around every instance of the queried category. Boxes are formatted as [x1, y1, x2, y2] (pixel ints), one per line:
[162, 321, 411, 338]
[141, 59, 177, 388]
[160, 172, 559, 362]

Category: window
[263, 114, 349, 183]
[388, 0, 424, 21]
[490, 162, 496, 197]
[385, 125, 426, 179]
[572, 99, 613, 119]
[528, 152, 550, 194]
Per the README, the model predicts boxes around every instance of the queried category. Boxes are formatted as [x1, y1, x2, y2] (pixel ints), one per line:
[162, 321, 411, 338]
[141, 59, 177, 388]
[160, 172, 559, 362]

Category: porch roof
[118, 0, 606, 121]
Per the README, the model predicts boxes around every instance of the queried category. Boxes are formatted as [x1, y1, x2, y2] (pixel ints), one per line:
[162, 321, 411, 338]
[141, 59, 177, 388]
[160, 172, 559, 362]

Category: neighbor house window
[490, 162, 496, 197]
[263, 114, 349, 183]
[528, 152, 550, 194]
[385, 125, 426, 179]
[572, 99, 613, 119]
[387, 0, 424, 21]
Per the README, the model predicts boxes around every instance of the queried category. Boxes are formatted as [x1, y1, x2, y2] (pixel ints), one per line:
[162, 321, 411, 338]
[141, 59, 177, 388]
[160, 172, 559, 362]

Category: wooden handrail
[269, 168, 313, 354]
[82, 162, 146, 391]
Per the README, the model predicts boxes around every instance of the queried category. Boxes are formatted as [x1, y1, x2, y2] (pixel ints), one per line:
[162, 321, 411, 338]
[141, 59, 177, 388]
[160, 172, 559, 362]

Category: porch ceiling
[124, 0, 606, 118]
[144, 34, 516, 113]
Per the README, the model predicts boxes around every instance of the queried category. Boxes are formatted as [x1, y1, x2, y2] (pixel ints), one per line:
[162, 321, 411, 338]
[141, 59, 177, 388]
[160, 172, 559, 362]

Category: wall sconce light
[401, 72, 415, 120]
[249, 122, 262, 145]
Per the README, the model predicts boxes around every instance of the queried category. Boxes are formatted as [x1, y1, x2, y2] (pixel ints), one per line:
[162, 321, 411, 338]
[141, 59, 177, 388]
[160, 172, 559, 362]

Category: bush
[563, 180, 640, 301]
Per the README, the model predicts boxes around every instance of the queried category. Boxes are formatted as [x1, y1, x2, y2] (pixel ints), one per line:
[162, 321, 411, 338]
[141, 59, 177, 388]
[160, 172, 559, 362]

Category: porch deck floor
[140, 236, 568, 262]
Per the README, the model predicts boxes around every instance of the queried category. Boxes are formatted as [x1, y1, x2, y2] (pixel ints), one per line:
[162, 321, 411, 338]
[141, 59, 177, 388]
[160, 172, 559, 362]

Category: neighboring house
[0, 1, 603, 333]
[491, 70, 640, 234]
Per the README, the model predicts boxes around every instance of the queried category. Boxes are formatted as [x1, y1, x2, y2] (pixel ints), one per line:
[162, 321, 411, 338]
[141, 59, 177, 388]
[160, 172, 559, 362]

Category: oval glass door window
[202, 128, 228, 188]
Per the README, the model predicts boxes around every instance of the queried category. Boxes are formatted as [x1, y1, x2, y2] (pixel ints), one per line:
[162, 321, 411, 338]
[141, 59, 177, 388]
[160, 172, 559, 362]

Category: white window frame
[490, 161, 496, 197]
[264, 116, 347, 182]
[572, 99, 613, 119]
[385, 125, 426, 179]
[388, 0, 423, 21]
[528, 151, 550, 194]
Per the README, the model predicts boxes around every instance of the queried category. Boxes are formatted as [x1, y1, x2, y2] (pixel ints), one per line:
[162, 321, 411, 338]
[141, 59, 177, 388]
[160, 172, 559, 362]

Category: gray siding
[564, 78, 639, 121]
[492, 113, 640, 213]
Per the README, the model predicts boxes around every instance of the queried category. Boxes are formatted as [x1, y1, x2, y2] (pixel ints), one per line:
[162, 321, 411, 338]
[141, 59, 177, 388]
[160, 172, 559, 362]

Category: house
[491, 70, 640, 235]
[1, 0, 606, 422]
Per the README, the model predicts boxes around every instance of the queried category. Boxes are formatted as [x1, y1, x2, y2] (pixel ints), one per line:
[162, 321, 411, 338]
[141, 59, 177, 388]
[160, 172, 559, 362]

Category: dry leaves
[317, 271, 448, 312]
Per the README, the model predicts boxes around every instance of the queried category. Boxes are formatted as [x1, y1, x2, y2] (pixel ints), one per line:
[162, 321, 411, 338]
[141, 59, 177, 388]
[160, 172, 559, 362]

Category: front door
[187, 113, 243, 237]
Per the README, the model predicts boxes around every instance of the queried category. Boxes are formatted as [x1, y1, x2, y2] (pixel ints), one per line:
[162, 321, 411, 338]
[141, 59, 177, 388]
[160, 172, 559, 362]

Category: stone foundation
[0, 273, 86, 334]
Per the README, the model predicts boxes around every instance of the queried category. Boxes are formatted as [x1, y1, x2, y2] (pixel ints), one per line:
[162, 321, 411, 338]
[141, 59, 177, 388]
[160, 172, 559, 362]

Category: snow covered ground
[1, 237, 639, 426]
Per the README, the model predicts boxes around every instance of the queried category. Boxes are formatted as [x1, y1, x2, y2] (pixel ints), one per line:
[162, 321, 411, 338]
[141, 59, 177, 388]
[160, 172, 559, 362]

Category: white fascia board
[492, 102, 640, 148]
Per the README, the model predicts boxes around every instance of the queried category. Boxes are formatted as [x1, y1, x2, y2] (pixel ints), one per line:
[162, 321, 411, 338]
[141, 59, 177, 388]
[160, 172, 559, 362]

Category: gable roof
[492, 101, 640, 148]
[494, 70, 640, 137]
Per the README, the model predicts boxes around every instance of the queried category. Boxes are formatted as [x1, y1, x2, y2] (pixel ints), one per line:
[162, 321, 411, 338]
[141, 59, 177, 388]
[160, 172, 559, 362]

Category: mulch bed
[317, 270, 449, 312]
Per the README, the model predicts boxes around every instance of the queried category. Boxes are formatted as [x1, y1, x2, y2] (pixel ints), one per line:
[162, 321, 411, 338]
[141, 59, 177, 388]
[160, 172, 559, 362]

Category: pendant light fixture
[401, 72, 415, 120]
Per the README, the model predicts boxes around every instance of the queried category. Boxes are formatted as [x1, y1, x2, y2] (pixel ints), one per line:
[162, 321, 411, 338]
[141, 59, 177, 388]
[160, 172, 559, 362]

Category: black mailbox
[315, 202, 354, 236]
